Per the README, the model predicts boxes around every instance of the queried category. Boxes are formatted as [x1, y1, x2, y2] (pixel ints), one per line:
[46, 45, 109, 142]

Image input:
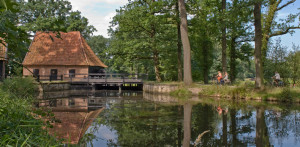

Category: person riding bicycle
[216, 71, 222, 84]
[273, 71, 281, 86]
[223, 72, 229, 84]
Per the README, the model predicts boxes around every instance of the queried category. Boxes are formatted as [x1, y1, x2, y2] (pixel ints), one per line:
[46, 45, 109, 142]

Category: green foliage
[0, 77, 61, 146]
[264, 39, 289, 84]
[189, 0, 216, 83]
[0, 0, 29, 57]
[86, 35, 109, 65]
[170, 88, 192, 99]
[278, 87, 293, 102]
[17, 0, 96, 38]
[199, 85, 234, 97]
[108, 0, 179, 81]
[286, 44, 300, 85]
[1, 77, 38, 98]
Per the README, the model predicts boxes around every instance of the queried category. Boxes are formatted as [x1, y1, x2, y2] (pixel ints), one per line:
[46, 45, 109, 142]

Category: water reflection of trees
[98, 99, 184, 146]
[265, 109, 300, 145]
[80, 96, 300, 146]
[190, 103, 255, 146]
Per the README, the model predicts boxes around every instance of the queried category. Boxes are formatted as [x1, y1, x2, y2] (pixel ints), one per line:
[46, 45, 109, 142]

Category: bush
[170, 88, 192, 99]
[0, 77, 61, 146]
[0, 89, 61, 146]
[278, 88, 293, 102]
[230, 87, 247, 99]
[1, 77, 38, 99]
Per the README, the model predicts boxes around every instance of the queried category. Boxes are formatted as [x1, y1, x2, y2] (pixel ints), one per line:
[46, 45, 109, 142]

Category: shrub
[278, 87, 293, 102]
[230, 87, 247, 99]
[0, 89, 61, 146]
[0, 77, 61, 146]
[1, 77, 38, 99]
[170, 88, 192, 99]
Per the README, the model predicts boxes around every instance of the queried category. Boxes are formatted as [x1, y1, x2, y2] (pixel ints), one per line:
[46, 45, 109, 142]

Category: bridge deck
[37, 73, 146, 85]
[70, 78, 143, 84]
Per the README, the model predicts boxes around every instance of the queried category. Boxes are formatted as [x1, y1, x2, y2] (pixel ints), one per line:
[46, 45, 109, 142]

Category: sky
[69, 0, 128, 38]
[69, 0, 300, 50]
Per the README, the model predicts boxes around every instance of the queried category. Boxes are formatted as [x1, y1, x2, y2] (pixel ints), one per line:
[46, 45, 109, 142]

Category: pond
[38, 90, 300, 146]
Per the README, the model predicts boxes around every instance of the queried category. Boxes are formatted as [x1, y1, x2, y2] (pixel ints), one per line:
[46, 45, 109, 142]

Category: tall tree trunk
[203, 42, 209, 84]
[261, 0, 277, 67]
[178, 0, 193, 86]
[153, 50, 162, 82]
[221, 0, 227, 73]
[183, 103, 192, 147]
[150, 0, 161, 82]
[176, 2, 183, 82]
[230, 37, 236, 83]
[254, 1, 263, 89]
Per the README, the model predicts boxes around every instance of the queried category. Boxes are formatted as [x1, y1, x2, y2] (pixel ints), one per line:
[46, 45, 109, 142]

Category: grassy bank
[0, 77, 62, 146]
[199, 82, 300, 102]
[167, 81, 300, 103]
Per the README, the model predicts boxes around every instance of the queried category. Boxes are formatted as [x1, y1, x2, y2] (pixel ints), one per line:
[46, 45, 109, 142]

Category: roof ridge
[78, 33, 90, 66]
[22, 33, 37, 64]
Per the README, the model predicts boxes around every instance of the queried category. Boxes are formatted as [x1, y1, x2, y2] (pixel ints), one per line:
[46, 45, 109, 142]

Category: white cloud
[68, 0, 128, 37]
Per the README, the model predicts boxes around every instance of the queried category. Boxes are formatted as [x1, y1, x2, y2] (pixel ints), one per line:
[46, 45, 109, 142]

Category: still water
[38, 90, 300, 146]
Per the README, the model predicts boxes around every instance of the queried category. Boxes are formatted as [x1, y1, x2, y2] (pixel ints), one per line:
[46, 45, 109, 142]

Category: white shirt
[275, 73, 280, 80]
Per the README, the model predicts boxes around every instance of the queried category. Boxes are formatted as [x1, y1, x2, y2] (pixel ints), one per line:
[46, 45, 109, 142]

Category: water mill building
[22, 31, 107, 80]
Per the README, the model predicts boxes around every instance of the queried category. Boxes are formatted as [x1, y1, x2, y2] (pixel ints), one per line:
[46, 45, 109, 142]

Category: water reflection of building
[38, 97, 105, 144]
[38, 90, 143, 144]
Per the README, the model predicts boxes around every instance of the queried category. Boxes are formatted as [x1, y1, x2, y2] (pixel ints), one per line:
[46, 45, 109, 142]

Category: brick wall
[23, 65, 89, 79]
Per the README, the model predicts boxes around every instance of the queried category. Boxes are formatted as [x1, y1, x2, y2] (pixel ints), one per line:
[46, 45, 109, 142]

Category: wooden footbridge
[37, 73, 147, 91]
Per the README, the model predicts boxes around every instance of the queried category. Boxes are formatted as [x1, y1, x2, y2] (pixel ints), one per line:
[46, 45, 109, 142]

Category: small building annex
[22, 31, 107, 80]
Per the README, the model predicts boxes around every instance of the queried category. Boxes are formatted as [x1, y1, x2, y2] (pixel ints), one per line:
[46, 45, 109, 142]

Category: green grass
[0, 77, 63, 146]
[170, 87, 192, 99]
[198, 81, 300, 103]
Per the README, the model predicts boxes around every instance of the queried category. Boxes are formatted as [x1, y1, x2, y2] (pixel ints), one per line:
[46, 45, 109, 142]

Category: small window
[33, 69, 39, 77]
[68, 99, 75, 106]
[69, 69, 75, 78]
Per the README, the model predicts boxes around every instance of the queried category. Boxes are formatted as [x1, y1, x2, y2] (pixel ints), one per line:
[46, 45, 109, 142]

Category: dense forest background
[1, 0, 300, 86]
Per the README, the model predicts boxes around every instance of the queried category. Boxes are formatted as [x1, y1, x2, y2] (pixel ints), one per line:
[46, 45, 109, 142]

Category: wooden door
[50, 69, 57, 80]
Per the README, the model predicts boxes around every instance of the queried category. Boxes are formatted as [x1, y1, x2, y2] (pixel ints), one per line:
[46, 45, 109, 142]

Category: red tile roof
[22, 31, 107, 67]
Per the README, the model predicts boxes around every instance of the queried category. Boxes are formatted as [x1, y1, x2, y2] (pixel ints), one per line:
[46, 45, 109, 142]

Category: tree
[176, 1, 183, 82]
[86, 35, 109, 63]
[66, 11, 96, 39]
[178, 0, 193, 85]
[17, 0, 96, 38]
[264, 39, 289, 83]
[0, 0, 29, 54]
[108, 0, 182, 81]
[261, 0, 300, 67]
[227, 0, 253, 83]
[221, 0, 227, 74]
[253, 0, 263, 89]
[287, 44, 300, 86]
[189, 0, 216, 84]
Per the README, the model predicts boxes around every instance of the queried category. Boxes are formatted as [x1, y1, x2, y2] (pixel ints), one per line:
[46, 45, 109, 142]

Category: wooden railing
[66, 73, 148, 83]
[33, 73, 148, 83]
